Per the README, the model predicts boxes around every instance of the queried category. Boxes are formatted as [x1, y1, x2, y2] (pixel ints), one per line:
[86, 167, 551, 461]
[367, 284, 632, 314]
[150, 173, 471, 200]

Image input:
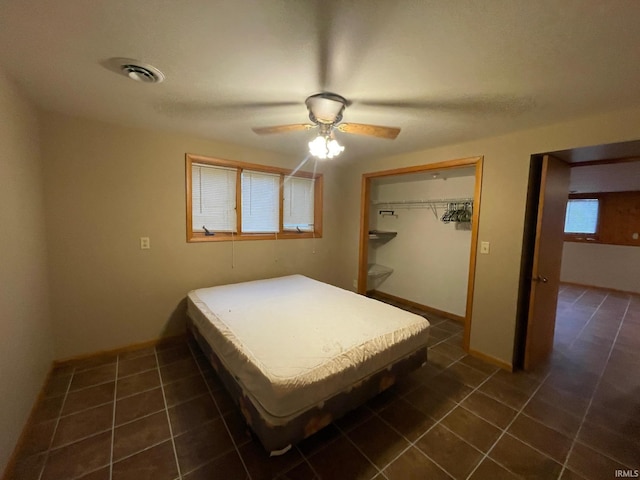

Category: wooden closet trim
[357, 156, 483, 353]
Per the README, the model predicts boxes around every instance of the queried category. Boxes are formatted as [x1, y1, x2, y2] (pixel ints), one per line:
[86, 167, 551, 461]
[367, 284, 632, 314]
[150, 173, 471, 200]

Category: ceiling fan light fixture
[305, 93, 347, 124]
[309, 134, 344, 159]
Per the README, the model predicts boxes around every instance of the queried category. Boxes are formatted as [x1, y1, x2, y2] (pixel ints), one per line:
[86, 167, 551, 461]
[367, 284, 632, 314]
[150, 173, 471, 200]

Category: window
[241, 170, 280, 233]
[564, 198, 599, 234]
[191, 164, 237, 232]
[283, 176, 315, 232]
[564, 191, 640, 246]
[186, 154, 323, 242]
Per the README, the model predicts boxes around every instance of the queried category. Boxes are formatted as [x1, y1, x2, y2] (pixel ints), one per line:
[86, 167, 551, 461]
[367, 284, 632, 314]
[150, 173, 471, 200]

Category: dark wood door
[524, 154, 570, 370]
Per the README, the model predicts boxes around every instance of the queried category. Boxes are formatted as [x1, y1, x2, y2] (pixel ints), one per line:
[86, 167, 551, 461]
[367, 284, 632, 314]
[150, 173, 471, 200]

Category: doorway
[516, 140, 640, 370]
[358, 156, 483, 351]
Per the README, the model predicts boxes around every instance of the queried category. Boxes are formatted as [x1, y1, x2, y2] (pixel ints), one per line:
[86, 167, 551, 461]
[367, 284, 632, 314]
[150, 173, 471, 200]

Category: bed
[186, 274, 430, 454]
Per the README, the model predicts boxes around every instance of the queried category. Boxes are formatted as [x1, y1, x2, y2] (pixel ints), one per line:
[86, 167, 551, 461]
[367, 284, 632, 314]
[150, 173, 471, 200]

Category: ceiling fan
[251, 92, 400, 159]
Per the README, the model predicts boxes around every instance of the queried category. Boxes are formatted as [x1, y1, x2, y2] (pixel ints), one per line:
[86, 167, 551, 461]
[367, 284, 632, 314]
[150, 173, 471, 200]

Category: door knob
[533, 275, 548, 283]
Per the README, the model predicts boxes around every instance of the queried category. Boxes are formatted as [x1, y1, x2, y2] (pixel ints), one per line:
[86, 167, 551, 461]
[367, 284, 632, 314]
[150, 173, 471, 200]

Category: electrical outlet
[140, 237, 150, 250]
[352, 279, 357, 288]
[480, 241, 490, 254]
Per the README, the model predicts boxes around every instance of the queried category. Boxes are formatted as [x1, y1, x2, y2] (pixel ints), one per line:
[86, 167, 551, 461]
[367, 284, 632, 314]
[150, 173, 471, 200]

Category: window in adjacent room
[564, 198, 599, 236]
[186, 154, 323, 242]
[564, 191, 640, 246]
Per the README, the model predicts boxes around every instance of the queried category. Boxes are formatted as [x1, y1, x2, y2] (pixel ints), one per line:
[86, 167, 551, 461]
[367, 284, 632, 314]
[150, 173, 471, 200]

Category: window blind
[241, 170, 280, 233]
[564, 199, 598, 234]
[283, 176, 315, 232]
[192, 164, 237, 232]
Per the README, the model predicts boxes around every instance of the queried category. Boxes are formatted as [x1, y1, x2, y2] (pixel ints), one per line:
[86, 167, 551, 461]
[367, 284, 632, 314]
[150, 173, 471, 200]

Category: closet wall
[368, 168, 475, 317]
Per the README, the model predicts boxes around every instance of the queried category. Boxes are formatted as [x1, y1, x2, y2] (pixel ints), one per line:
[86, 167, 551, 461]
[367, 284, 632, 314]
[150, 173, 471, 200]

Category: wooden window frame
[564, 193, 601, 243]
[186, 153, 323, 242]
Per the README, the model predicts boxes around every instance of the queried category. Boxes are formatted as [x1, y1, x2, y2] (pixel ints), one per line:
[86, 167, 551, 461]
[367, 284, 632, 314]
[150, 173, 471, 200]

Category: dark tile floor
[6, 285, 640, 480]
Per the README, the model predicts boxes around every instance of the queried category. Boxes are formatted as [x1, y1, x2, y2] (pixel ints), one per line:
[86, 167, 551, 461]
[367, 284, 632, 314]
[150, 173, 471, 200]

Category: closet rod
[372, 198, 473, 220]
[372, 197, 473, 207]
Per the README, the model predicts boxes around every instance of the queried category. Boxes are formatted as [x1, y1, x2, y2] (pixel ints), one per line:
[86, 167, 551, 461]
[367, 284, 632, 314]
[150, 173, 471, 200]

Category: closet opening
[358, 157, 483, 351]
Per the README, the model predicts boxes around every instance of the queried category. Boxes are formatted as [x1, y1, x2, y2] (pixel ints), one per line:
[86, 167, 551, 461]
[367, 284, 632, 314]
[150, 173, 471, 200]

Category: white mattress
[187, 275, 430, 424]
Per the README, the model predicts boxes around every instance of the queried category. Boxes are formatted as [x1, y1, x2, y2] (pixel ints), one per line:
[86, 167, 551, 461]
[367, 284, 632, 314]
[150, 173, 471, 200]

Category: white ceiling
[2, 0, 640, 162]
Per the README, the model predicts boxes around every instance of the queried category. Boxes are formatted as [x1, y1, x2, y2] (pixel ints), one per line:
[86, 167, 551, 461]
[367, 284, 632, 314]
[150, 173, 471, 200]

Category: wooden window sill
[188, 232, 322, 242]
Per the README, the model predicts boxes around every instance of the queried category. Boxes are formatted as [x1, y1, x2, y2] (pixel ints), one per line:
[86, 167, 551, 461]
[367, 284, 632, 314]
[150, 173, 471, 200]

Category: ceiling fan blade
[313, 2, 398, 91]
[252, 124, 316, 135]
[315, 0, 332, 91]
[336, 123, 400, 140]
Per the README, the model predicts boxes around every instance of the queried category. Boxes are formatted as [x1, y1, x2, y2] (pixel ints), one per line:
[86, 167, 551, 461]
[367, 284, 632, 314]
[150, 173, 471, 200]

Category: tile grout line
[463, 369, 553, 480]
[372, 359, 500, 478]
[50, 391, 195, 452]
[454, 380, 541, 419]
[293, 444, 323, 479]
[66, 465, 111, 480]
[516, 408, 578, 437]
[187, 339, 253, 480]
[62, 378, 117, 395]
[116, 366, 158, 380]
[115, 383, 162, 401]
[46, 428, 113, 452]
[109, 356, 119, 480]
[398, 365, 500, 477]
[376, 469, 390, 480]
[106, 437, 176, 465]
[292, 328, 462, 470]
[37, 367, 76, 480]
[569, 287, 589, 306]
[62, 353, 198, 395]
[153, 348, 183, 480]
[436, 421, 526, 478]
[558, 294, 632, 478]
[46, 406, 248, 460]
[57, 399, 117, 419]
[334, 420, 388, 478]
[570, 438, 638, 473]
[455, 402, 512, 432]
[171, 446, 238, 478]
[567, 292, 610, 350]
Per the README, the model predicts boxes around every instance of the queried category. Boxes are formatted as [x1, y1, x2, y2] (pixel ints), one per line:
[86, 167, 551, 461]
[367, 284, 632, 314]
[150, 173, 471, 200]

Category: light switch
[140, 237, 150, 250]
[480, 241, 490, 254]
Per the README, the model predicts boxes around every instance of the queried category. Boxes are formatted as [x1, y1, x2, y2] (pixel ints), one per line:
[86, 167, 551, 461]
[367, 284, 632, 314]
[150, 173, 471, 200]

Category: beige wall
[40, 112, 345, 359]
[338, 107, 640, 366]
[561, 243, 640, 293]
[0, 72, 53, 473]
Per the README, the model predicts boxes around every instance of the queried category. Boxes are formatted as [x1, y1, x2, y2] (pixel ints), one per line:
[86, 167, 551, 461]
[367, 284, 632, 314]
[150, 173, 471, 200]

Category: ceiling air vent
[119, 61, 165, 83]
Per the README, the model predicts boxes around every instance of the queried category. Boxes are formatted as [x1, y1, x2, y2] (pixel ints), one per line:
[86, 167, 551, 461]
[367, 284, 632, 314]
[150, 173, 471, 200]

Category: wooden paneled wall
[565, 191, 640, 246]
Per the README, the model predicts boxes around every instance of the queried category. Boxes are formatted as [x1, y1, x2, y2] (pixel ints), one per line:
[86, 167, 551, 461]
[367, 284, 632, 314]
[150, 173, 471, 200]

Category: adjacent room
[1, 1, 639, 479]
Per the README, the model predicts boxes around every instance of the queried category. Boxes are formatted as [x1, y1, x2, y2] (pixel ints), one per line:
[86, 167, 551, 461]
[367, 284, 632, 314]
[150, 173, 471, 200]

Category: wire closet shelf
[372, 197, 474, 221]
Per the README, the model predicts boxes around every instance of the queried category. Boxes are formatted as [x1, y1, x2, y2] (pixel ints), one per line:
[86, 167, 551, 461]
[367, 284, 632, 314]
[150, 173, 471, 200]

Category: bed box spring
[188, 318, 428, 453]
